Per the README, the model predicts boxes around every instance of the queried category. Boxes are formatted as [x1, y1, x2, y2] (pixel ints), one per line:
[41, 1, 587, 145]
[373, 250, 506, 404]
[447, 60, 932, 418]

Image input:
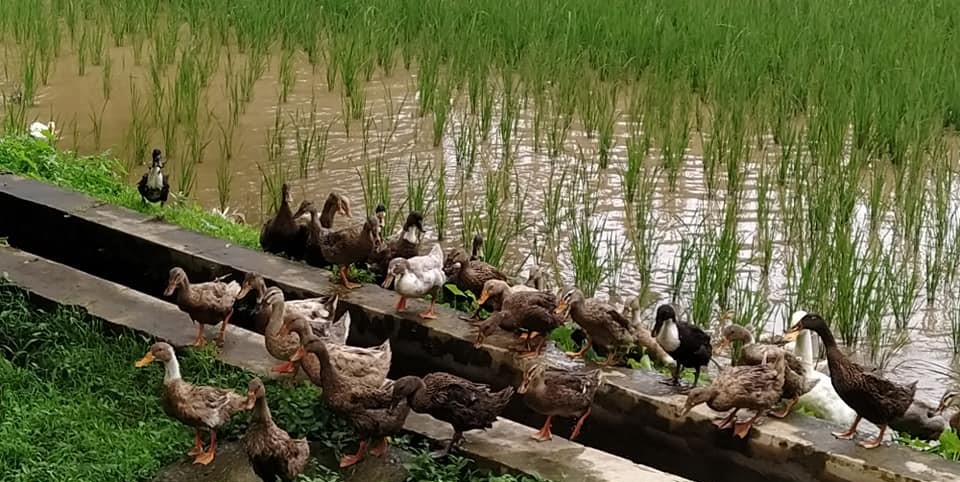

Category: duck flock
[133, 156, 957, 482]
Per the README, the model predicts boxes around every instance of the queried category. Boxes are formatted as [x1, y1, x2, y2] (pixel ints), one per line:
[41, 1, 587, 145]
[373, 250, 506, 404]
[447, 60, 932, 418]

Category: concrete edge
[0, 245, 688, 482]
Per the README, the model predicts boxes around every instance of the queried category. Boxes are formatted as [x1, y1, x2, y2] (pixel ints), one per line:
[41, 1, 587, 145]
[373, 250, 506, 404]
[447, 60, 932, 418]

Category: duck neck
[811, 325, 844, 369]
[657, 317, 681, 352]
[311, 345, 342, 394]
[277, 197, 292, 222]
[251, 395, 273, 425]
[265, 301, 285, 334]
[794, 330, 814, 371]
[568, 298, 587, 322]
[163, 356, 182, 383]
[319, 200, 338, 228]
[401, 224, 419, 244]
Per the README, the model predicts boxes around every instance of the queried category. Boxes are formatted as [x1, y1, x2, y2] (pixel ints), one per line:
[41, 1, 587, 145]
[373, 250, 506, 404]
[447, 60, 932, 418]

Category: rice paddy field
[2, 0, 960, 404]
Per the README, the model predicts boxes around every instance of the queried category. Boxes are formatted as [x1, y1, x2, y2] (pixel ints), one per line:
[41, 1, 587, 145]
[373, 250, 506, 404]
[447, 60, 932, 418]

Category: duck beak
[517, 379, 530, 394]
[554, 299, 568, 316]
[341, 202, 351, 218]
[163, 281, 176, 297]
[237, 285, 250, 300]
[718, 338, 730, 351]
[278, 323, 291, 337]
[477, 289, 490, 306]
[782, 325, 801, 342]
[382, 274, 395, 289]
[135, 352, 155, 367]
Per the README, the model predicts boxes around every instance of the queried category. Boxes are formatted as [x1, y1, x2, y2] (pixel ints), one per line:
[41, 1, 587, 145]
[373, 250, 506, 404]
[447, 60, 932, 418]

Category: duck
[375, 202, 387, 225]
[292, 194, 352, 267]
[137, 148, 170, 206]
[390, 373, 515, 456]
[302, 337, 416, 467]
[288, 325, 390, 388]
[135, 342, 254, 465]
[318, 215, 381, 289]
[620, 296, 675, 365]
[242, 378, 309, 482]
[556, 288, 657, 367]
[260, 288, 309, 374]
[779, 310, 857, 426]
[164, 267, 241, 346]
[470, 234, 485, 261]
[382, 243, 445, 319]
[234, 272, 339, 334]
[937, 390, 960, 431]
[29, 121, 55, 140]
[681, 350, 787, 438]
[719, 324, 818, 418]
[443, 245, 507, 317]
[260, 183, 305, 259]
[368, 211, 426, 277]
[475, 280, 562, 356]
[651, 304, 712, 387]
[517, 355, 602, 442]
[785, 312, 917, 449]
[523, 266, 545, 290]
[477, 279, 539, 312]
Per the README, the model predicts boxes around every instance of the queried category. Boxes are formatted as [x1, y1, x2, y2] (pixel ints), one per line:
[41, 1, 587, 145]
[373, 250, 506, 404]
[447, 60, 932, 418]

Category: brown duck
[302, 337, 416, 467]
[242, 378, 309, 482]
[785, 313, 916, 448]
[720, 324, 818, 418]
[164, 267, 241, 346]
[135, 342, 254, 465]
[390, 373, 515, 456]
[682, 350, 787, 438]
[318, 215, 382, 289]
[518, 356, 602, 442]
[260, 183, 305, 258]
[475, 280, 562, 356]
[291, 194, 352, 267]
[444, 244, 507, 318]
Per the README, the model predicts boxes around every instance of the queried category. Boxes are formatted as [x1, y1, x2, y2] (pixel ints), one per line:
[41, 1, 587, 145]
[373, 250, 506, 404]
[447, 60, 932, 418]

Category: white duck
[783, 310, 858, 426]
[29, 121, 55, 140]
[382, 243, 445, 319]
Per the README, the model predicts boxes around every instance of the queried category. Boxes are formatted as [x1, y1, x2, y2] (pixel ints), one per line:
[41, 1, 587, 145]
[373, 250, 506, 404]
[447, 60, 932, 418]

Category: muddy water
[4, 43, 957, 405]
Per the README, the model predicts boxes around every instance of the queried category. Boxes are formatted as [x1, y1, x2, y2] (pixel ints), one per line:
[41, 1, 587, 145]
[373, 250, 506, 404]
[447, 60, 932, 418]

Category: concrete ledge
[0, 245, 685, 482]
[0, 174, 957, 482]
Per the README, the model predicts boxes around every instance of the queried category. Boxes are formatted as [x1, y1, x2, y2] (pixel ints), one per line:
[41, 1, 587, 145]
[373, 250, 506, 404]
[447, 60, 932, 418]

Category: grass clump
[0, 136, 259, 248]
[0, 285, 552, 482]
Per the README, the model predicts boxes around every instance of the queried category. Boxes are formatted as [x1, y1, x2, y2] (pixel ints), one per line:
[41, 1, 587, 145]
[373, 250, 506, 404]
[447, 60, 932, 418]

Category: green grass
[0, 284, 549, 482]
[0, 136, 259, 248]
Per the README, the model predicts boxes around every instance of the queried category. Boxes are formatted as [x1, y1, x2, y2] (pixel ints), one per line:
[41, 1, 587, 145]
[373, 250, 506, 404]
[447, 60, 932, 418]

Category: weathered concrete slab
[0, 174, 957, 482]
[0, 244, 686, 482]
[151, 441, 412, 482]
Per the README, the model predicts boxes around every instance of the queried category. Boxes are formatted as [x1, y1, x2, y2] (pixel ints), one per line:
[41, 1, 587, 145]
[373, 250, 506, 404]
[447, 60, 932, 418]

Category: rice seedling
[433, 157, 448, 240]
[88, 101, 107, 152]
[124, 81, 151, 169]
[406, 155, 434, 216]
[215, 118, 237, 212]
[278, 48, 295, 103]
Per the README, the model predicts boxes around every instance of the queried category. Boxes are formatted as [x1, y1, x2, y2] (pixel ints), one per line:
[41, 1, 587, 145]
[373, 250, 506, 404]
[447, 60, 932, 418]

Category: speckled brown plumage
[390, 373, 514, 455]
[242, 378, 309, 482]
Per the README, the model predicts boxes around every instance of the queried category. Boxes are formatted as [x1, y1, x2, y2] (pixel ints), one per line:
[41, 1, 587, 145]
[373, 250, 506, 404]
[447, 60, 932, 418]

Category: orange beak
[135, 351, 155, 367]
[554, 299, 568, 316]
[477, 289, 489, 306]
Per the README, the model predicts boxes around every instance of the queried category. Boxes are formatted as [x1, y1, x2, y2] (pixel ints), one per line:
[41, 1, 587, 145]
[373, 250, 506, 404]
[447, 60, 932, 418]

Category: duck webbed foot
[531, 416, 554, 442]
[713, 409, 739, 430]
[857, 424, 885, 449]
[431, 431, 464, 458]
[768, 398, 798, 419]
[564, 339, 591, 360]
[339, 440, 367, 468]
[832, 415, 861, 440]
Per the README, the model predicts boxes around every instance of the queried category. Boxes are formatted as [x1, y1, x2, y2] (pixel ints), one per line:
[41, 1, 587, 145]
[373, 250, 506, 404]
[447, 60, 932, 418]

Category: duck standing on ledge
[164, 267, 240, 346]
[785, 312, 917, 449]
[651, 304, 712, 387]
[138, 148, 170, 206]
[390, 373, 515, 456]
